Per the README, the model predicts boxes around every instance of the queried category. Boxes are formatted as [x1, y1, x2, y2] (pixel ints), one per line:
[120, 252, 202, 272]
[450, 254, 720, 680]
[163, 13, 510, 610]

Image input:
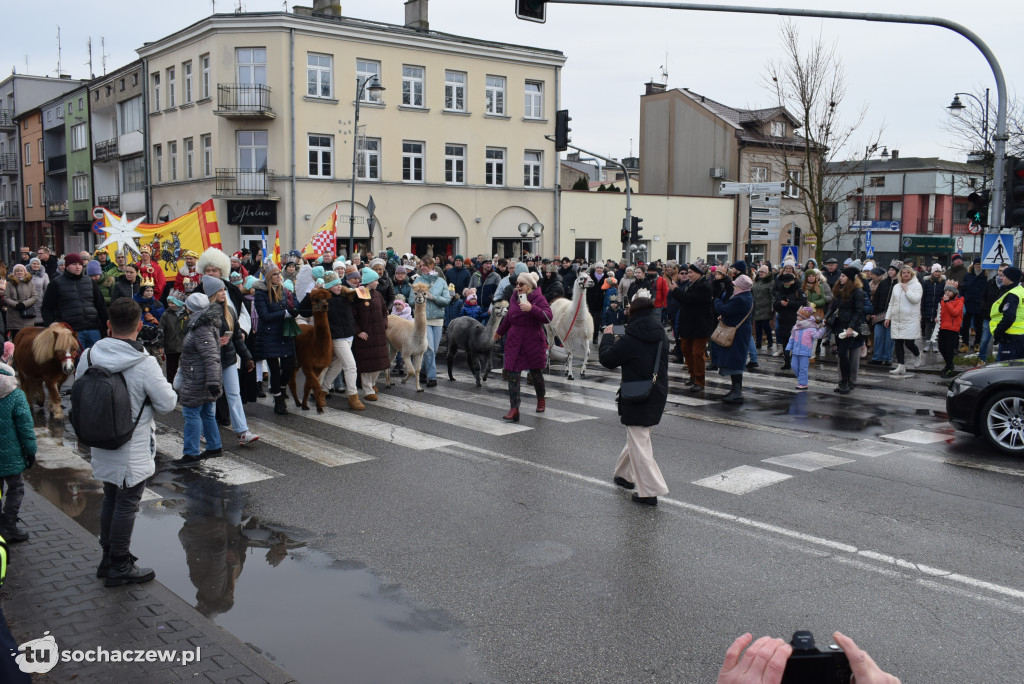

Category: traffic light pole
[540, 0, 1010, 234]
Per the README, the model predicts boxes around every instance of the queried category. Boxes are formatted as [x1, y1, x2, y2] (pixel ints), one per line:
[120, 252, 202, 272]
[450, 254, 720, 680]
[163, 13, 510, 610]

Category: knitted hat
[369, 258, 386, 269]
[311, 265, 326, 280]
[733, 275, 753, 293]
[64, 252, 83, 266]
[931, 263, 943, 273]
[944, 284, 959, 296]
[361, 267, 380, 285]
[514, 262, 529, 277]
[841, 266, 860, 281]
[732, 259, 748, 275]
[798, 306, 815, 319]
[202, 275, 225, 295]
[517, 271, 540, 288]
[1003, 266, 1022, 284]
[952, 254, 963, 262]
[323, 271, 341, 287]
[282, 280, 294, 293]
[86, 260, 103, 276]
[186, 292, 210, 312]
[229, 271, 243, 284]
[454, 254, 464, 261]
[29, 257, 41, 267]
[395, 265, 407, 275]
[466, 291, 477, 303]
[333, 258, 347, 271]
[849, 259, 863, 271]
[243, 276, 258, 290]
[167, 295, 185, 309]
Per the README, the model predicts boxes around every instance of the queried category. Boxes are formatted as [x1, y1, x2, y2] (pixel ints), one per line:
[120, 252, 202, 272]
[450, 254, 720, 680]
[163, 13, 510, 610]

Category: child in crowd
[0, 361, 36, 542]
[160, 294, 186, 383]
[461, 288, 484, 321]
[601, 295, 626, 328]
[134, 280, 164, 350]
[601, 276, 619, 309]
[936, 284, 965, 378]
[391, 294, 413, 321]
[444, 284, 463, 330]
[786, 306, 824, 390]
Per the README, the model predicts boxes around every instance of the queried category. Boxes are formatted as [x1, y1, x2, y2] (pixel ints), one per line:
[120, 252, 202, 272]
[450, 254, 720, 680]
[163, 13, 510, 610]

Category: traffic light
[621, 218, 630, 244]
[555, 109, 571, 152]
[1006, 157, 1024, 228]
[967, 190, 989, 229]
[515, 0, 546, 23]
[630, 216, 643, 243]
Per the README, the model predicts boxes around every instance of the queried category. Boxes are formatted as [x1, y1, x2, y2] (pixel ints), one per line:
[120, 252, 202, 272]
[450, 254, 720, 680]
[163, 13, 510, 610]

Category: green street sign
[901, 235, 955, 253]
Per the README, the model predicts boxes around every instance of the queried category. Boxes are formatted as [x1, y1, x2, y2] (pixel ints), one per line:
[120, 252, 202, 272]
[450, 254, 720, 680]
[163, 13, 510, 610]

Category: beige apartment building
[138, 1, 565, 260]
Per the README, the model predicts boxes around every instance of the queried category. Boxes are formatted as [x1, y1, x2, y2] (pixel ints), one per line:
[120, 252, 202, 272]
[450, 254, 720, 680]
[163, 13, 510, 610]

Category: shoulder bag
[618, 338, 664, 404]
[710, 305, 753, 348]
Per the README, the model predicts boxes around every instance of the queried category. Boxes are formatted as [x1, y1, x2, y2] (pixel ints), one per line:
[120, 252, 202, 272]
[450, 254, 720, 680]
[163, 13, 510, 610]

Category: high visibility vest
[990, 285, 1024, 335]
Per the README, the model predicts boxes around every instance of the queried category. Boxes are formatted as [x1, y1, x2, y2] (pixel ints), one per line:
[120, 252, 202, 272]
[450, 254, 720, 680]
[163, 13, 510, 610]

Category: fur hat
[197, 248, 231, 278]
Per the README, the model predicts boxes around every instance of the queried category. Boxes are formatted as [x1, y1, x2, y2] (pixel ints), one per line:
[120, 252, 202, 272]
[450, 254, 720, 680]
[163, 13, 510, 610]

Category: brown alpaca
[288, 289, 333, 413]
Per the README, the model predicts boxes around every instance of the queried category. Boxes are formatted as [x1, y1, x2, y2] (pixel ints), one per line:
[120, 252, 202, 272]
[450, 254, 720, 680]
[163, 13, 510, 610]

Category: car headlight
[949, 378, 974, 396]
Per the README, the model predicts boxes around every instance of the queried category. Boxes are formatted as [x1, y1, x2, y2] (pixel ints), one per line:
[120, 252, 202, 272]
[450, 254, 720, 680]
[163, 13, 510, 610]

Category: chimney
[891, 149, 899, 160]
[405, 0, 428, 31]
[311, 0, 341, 16]
[644, 80, 667, 96]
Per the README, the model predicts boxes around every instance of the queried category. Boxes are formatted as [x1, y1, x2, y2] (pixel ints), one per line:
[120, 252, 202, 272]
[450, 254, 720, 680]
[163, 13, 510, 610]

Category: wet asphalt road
[29, 354, 1024, 682]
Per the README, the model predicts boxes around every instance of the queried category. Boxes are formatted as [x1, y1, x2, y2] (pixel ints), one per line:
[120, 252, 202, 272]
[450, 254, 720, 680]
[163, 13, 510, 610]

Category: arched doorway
[405, 203, 467, 261]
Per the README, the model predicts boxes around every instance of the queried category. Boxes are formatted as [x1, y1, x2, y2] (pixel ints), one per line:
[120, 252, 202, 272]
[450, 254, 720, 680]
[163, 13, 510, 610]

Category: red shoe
[536, 398, 546, 413]
[503, 407, 520, 422]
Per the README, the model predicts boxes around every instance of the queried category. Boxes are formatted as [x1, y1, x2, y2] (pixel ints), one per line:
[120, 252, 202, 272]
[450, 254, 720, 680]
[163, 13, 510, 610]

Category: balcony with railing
[0, 201, 20, 220]
[215, 84, 275, 119]
[0, 109, 13, 130]
[0, 153, 16, 175]
[46, 199, 68, 220]
[94, 138, 118, 162]
[97, 195, 120, 215]
[216, 168, 276, 197]
[915, 217, 944, 235]
[46, 154, 67, 175]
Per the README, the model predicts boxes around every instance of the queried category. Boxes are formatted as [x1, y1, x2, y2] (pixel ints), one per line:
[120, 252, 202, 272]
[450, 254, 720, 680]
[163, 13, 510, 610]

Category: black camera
[781, 631, 852, 683]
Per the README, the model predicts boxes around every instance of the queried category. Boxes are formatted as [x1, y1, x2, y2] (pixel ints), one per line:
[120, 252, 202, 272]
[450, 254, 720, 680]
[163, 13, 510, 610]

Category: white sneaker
[237, 430, 260, 446]
[889, 364, 906, 376]
[772, 345, 782, 357]
[912, 352, 924, 368]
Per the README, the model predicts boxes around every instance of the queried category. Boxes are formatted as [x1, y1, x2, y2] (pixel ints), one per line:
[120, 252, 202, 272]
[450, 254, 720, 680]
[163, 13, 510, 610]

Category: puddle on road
[23, 440, 481, 684]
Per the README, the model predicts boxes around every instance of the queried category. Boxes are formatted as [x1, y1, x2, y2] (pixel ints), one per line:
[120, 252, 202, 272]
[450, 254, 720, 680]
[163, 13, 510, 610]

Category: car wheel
[981, 390, 1024, 455]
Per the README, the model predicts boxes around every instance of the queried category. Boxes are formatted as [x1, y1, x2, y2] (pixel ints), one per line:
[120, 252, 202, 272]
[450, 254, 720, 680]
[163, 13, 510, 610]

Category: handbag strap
[650, 338, 664, 385]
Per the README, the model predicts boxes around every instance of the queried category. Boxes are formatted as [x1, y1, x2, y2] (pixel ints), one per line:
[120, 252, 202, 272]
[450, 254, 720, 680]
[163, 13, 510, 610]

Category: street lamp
[517, 221, 544, 257]
[348, 75, 385, 258]
[947, 89, 991, 257]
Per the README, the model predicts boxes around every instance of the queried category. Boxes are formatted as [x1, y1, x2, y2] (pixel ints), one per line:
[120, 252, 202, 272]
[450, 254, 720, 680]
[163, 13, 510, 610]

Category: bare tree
[942, 87, 1024, 161]
[760, 21, 882, 262]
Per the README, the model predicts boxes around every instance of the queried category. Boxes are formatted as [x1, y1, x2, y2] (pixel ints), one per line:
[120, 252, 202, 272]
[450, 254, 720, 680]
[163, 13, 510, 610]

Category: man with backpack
[72, 298, 177, 587]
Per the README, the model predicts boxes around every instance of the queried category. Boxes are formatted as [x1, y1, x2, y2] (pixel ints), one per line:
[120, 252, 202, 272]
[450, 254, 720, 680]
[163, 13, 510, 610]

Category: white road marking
[246, 418, 375, 467]
[880, 429, 954, 444]
[829, 439, 908, 457]
[371, 393, 533, 435]
[692, 466, 793, 495]
[426, 383, 601, 422]
[542, 372, 715, 407]
[902, 450, 1024, 478]
[762, 451, 856, 472]
[154, 431, 282, 485]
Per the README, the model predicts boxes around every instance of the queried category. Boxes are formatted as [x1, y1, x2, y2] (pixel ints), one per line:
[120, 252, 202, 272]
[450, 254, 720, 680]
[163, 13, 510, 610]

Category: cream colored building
[138, 1, 565, 260]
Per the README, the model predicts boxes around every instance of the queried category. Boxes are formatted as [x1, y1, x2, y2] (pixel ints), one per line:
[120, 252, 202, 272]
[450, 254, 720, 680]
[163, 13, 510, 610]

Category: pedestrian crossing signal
[967, 190, 989, 229]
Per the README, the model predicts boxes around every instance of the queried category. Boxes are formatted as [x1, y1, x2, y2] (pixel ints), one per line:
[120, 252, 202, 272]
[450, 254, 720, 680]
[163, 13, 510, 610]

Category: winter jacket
[540, 273, 565, 303]
[461, 304, 484, 321]
[159, 308, 185, 354]
[213, 301, 252, 370]
[41, 271, 107, 332]
[601, 306, 626, 327]
[598, 308, 669, 427]
[496, 287, 552, 373]
[920, 276, 946, 320]
[444, 296, 464, 329]
[885, 278, 923, 340]
[939, 295, 965, 333]
[982, 278, 1006, 320]
[586, 271, 607, 319]
[75, 336, 178, 487]
[177, 306, 223, 408]
[669, 275, 716, 339]
[4, 273, 38, 332]
[872, 277, 896, 321]
[558, 264, 578, 294]
[417, 273, 452, 324]
[0, 363, 35, 478]
[828, 284, 867, 343]
[110, 275, 141, 303]
[751, 274, 776, 321]
[444, 265, 471, 296]
[298, 290, 357, 339]
[713, 290, 754, 371]
[30, 269, 49, 324]
[946, 263, 969, 287]
[773, 282, 807, 332]
[823, 266, 841, 290]
[351, 289, 390, 374]
[133, 293, 164, 326]
[653, 274, 669, 309]
[393, 278, 412, 304]
[962, 268, 988, 314]
[374, 272, 395, 312]
[253, 282, 297, 360]
[803, 275, 833, 312]
[786, 318, 825, 357]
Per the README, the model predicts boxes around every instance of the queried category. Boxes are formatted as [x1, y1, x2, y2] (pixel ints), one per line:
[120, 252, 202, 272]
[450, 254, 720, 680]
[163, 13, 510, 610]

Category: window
[151, 72, 160, 111]
[667, 243, 689, 263]
[306, 53, 333, 98]
[524, 81, 543, 119]
[485, 76, 505, 115]
[485, 148, 505, 186]
[770, 121, 785, 137]
[574, 240, 599, 262]
[953, 203, 969, 221]
[356, 60, 382, 103]
[200, 54, 211, 99]
[202, 134, 212, 177]
[122, 156, 145, 193]
[824, 202, 838, 222]
[169, 141, 177, 181]
[308, 134, 333, 177]
[879, 200, 902, 221]
[356, 138, 380, 180]
[78, 97, 84, 111]
[402, 66, 424, 107]
[183, 62, 193, 103]
[25, 184, 32, 207]
[855, 199, 875, 222]
[750, 165, 769, 182]
[444, 70, 466, 112]
[523, 151, 542, 187]
[38, 141, 43, 163]
[869, 176, 885, 187]
[184, 137, 194, 179]
[24, 143, 30, 165]
[153, 145, 163, 183]
[784, 170, 801, 198]
[445, 144, 465, 184]
[237, 130, 268, 171]
[71, 123, 87, 151]
[119, 78, 125, 92]
[167, 67, 176, 107]
[67, 103, 72, 115]
[402, 141, 424, 182]
[118, 97, 143, 135]
[706, 243, 731, 265]
[47, 111, 52, 122]
[237, 48, 267, 86]
[73, 174, 89, 201]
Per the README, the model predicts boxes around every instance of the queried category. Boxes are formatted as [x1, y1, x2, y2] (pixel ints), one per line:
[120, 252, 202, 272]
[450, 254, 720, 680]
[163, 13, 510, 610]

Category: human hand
[243, 359, 254, 373]
[520, 300, 532, 312]
[833, 632, 900, 683]
[716, 633, 791, 684]
[24, 453, 35, 469]
[493, 333, 500, 342]
[219, 334, 230, 347]
[901, 283, 909, 291]
[603, 325, 614, 335]
[884, 320, 891, 328]
[357, 332, 368, 341]
[208, 384, 220, 397]
[145, 313, 158, 324]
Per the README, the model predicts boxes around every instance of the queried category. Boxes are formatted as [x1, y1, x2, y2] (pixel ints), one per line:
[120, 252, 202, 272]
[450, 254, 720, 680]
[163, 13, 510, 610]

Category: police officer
[990, 266, 1024, 361]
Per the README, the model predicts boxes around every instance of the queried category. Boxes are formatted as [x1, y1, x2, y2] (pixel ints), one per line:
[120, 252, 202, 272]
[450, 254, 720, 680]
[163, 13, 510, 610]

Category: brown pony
[288, 288, 333, 413]
[14, 324, 80, 418]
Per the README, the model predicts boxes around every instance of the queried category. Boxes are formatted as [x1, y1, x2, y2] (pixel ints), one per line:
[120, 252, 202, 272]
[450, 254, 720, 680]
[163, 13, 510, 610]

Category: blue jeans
[182, 402, 222, 456]
[747, 335, 757, 363]
[78, 328, 102, 350]
[872, 322, 895, 362]
[979, 323, 993, 360]
[222, 364, 249, 434]
[421, 324, 443, 380]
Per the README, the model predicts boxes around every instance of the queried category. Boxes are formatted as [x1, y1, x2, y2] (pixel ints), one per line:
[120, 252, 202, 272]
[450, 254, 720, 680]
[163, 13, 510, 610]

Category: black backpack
[70, 349, 150, 450]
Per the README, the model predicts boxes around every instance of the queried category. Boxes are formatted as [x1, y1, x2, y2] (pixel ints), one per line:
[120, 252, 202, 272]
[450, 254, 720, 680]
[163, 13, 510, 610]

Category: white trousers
[614, 425, 669, 498]
[360, 371, 380, 394]
[321, 337, 357, 396]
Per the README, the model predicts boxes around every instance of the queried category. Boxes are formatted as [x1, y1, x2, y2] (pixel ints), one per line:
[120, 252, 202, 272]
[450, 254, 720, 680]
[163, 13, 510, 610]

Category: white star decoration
[96, 209, 147, 257]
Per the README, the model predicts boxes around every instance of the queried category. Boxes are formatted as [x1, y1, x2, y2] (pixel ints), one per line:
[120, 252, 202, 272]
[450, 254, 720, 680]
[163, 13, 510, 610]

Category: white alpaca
[385, 282, 430, 391]
[548, 272, 595, 380]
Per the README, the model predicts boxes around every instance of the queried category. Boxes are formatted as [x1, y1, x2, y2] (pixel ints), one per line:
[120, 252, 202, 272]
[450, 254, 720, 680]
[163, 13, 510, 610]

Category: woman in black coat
[825, 267, 866, 394]
[713, 274, 754, 404]
[667, 265, 715, 391]
[598, 293, 669, 506]
[351, 268, 390, 402]
[110, 264, 141, 302]
[253, 268, 297, 414]
[587, 264, 609, 342]
[773, 273, 807, 371]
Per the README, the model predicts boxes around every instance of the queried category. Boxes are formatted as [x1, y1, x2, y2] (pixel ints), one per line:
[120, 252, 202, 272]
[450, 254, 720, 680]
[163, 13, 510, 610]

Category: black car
[947, 361, 1024, 454]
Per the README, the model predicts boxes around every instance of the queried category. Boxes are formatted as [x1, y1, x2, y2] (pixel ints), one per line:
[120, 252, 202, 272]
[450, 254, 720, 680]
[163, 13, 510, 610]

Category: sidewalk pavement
[1, 439, 297, 683]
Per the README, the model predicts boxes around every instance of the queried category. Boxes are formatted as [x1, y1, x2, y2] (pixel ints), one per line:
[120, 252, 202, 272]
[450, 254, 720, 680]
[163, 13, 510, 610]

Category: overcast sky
[4, 0, 1020, 166]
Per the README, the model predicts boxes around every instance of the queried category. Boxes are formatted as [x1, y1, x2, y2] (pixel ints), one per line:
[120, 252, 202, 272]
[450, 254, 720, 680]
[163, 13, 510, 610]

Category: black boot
[273, 394, 288, 415]
[781, 351, 792, 370]
[256, 381, 266, 398]
[104, 554, 156, 587]
[96, 546, 111, 578]
[721, 375, 744, 404]
[0, 515, 29, 543]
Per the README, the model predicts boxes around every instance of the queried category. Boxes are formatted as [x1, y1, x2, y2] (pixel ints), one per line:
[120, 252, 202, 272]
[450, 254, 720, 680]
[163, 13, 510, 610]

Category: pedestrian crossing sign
[780, 245, 799, 264]
[982, 233, 1014, 268]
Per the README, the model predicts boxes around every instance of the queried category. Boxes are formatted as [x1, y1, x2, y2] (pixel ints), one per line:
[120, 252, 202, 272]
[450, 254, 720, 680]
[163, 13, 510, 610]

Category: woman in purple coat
[494, 271, 552, 422]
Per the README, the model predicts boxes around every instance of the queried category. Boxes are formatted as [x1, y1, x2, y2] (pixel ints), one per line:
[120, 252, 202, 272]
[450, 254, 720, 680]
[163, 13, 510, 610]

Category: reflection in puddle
[26, 450, 481, 683]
